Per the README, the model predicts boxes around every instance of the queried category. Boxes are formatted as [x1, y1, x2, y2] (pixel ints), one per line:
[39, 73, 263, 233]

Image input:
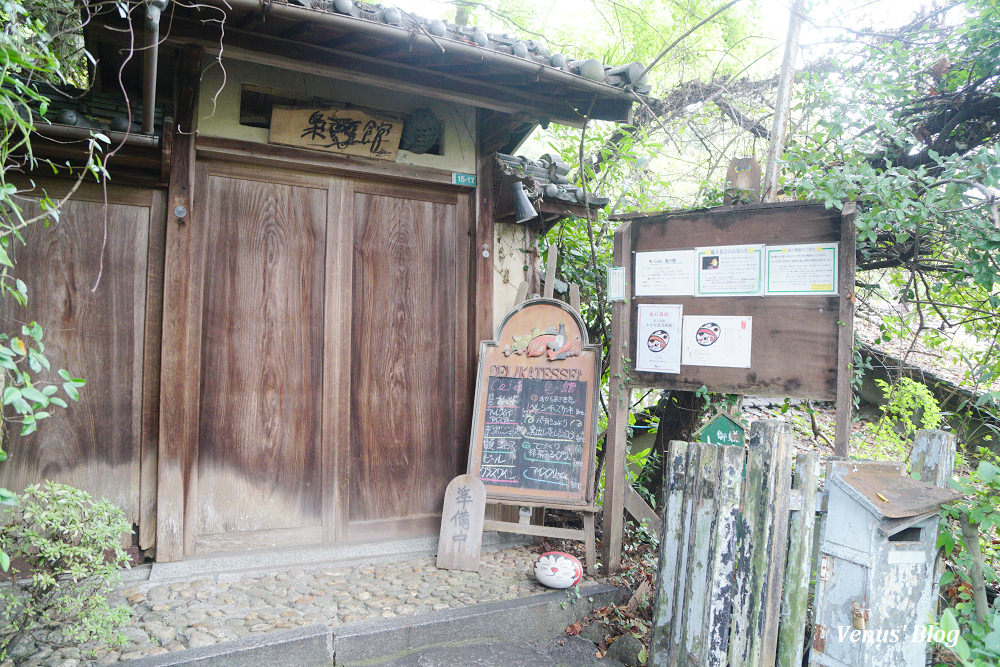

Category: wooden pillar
[156, 45, 202, 562]
[834, 203, 857, 456]
[602, 222, 633, 574]
[474, 110, 495, 345]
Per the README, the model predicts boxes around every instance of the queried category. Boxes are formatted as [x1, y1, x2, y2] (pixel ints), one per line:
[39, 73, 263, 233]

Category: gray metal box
[810, 460, 960, 667]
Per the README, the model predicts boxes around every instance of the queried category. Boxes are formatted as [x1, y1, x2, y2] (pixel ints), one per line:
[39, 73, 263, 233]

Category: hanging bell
[510, 181, 538, 224]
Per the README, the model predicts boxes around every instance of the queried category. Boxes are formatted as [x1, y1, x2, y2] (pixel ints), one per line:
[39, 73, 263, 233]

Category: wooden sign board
[269, 105, 403, 161]
[693, 411, 745, 446]
[437, 475, 486, 571]
[618, 201, 855, 399]
[467, 299, 600, 507]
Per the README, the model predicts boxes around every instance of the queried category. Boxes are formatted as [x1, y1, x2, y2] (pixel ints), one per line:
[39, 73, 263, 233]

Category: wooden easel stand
[485, 499, 597, 575]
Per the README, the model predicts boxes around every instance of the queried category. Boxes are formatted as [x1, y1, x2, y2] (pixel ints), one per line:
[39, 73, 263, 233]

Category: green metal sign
[693, 412, 745, 446]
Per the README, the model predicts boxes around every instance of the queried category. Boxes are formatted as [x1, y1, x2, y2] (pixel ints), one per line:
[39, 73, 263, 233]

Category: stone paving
[5, 545, 577, 666]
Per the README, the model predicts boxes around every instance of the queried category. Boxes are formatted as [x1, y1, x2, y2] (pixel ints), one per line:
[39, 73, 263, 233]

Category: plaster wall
[195, 57, 477, 173]
[492, 222, 535, 335]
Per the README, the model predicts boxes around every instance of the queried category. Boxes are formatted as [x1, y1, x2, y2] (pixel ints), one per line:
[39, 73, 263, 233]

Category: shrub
[0, 481, 132, 659]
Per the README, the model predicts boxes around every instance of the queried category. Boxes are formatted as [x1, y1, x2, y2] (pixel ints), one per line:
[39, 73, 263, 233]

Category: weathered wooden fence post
[650, 441, 746, 666]
[777, 452, 820, 667]
[729, 420, 793, 667]
[912, 429, 956, 487]
[912, 428, 957, 613]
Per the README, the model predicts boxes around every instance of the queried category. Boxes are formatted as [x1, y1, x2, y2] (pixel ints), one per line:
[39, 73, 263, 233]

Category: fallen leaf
[566, 622, 583, 636]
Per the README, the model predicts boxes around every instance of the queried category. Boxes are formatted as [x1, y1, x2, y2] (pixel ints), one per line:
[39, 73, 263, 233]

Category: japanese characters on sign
[633, 239, 841, 373]
[269, 106, 404, 161]
[635, 304, 683, 373]
[693, 412, 746, 446]
[436, 474, 485, 572]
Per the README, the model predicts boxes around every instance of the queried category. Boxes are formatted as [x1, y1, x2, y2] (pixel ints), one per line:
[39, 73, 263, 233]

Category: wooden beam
[484, 519, 583, 541]
[601, 221, 633, 574]
[156, 44, 203, 562]
[624, 485, 660, 539]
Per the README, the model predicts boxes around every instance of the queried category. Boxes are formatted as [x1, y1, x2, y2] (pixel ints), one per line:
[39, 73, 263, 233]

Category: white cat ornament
[533, 551, 583, 589]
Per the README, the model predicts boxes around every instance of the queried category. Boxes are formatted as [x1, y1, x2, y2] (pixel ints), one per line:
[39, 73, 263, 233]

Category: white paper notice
[765, 243, 839, 295]
[681, 315, 752, 368]
[607, 265, 627, 301]
[636, 304, 683, 374]
[695, 244, 765, 296]
[634, 250, 696, 296]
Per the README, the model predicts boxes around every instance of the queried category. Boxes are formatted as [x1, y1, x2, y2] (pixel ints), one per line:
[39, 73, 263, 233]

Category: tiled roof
[497, 152, 610, 209]
[300, 0, 652, 94]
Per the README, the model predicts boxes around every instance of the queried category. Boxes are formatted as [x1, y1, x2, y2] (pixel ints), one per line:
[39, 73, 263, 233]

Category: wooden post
[156, 44, 202, 562]
[474, 110, 495, 347]
[514, 279, 529, 306]
[650, 441, 745, 666]
[569, 283, 581, 312]
[729, 420, 793, 666]
[834, 203, 857, 456]
[912, 429, 956, 487]
[777, 452, 819, 667]
[651, 440, 689, 664]
[602, 223, 633, 574]
[543, 244, 558, 298]
[762, 0, 804, 202]
[912, 429, 957, 614]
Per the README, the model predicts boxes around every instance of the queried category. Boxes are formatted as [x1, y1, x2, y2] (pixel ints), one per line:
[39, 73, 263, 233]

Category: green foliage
[936, 447, 1000, 665]
[1, 0, 99, 569]
[0, 482, 132, 659]
[784, 0, 1000, 401]
[859, 378, 943, 461]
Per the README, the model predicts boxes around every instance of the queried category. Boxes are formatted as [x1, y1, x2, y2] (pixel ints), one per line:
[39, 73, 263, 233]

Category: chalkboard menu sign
[468, 299, 600, 506]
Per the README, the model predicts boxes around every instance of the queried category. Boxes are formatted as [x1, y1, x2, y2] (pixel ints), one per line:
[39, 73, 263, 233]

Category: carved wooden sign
[436, 474, 486, 571]
[268, 105, 403, 161]
[467, 299, 600, 507]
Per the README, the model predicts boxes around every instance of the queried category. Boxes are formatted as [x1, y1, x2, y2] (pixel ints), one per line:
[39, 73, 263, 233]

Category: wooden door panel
[196, 172, 326, 540]
[349, 187, 469, 533]
[0, 189, 154, 523]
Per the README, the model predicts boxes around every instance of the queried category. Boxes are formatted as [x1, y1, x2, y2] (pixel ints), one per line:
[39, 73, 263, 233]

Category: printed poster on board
[695, 244, 765, 296]
[634, 250, 696, 296]
[636, 304, 683, 373]
[765, 243, 839, 295]
[681, 315, 752, 368]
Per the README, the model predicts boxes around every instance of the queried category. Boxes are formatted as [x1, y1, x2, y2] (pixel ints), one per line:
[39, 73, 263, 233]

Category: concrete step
[122, 582, 628, 667]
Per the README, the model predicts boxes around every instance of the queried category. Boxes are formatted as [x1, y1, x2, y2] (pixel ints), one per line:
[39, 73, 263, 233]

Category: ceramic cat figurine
[533, 551, 583, 589]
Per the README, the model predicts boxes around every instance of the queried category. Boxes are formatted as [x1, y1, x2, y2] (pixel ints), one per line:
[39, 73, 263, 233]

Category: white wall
[195, 57, 477, 173]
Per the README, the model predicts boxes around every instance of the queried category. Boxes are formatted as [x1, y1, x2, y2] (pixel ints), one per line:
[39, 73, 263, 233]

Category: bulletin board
[615, 201, 856, 401]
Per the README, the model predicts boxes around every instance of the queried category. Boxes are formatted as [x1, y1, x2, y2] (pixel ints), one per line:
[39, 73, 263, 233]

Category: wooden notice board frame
[601, 200, 857, 573]
[467, 298, 601, 508]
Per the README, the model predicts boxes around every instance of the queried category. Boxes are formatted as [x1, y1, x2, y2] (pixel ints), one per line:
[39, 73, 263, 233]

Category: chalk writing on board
[478, 374, 587, 493]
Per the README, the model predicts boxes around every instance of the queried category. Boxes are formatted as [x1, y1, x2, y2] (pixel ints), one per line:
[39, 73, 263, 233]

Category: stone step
[120, 582, 627, 666]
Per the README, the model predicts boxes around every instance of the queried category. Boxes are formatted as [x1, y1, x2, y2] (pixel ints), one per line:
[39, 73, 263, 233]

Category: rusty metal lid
[837, 470, 962, 519]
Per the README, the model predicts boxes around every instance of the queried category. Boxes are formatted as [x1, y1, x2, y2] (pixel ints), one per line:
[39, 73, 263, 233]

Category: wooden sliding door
[346, 182, 471, 540]
[191, 163, 331, 552]
[170, 157, 473, 555]
[0, 182, 164, 549]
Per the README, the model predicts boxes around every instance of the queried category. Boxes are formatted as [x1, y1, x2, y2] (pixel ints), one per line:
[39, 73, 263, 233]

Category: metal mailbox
[810, 460, 960, 667]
